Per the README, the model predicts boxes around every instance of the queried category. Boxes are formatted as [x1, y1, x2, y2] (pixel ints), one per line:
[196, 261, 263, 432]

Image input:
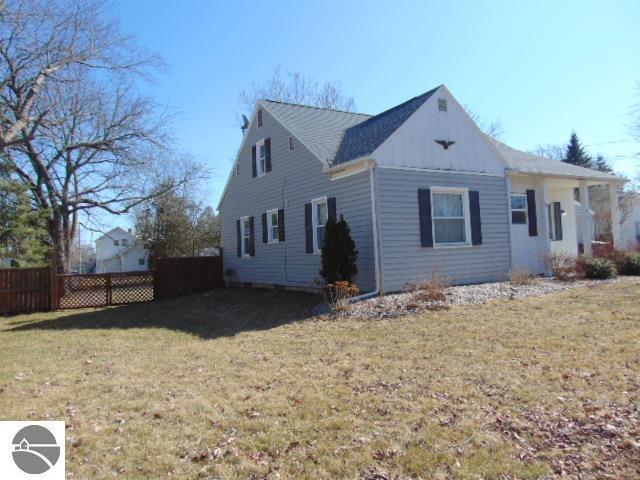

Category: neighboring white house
[621, 193, 640, 250]
[95, 227, 149, 273]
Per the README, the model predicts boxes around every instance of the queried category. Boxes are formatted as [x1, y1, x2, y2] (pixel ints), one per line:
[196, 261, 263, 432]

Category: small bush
[324, 281, 360, 314]
[619, 252, 640, 276]
[576, 256, 616, 279]
[508, 267, 536, 285]
[542, 253, 578, 281]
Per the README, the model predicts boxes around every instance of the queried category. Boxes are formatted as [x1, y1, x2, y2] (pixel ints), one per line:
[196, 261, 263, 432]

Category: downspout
[350, 159, 381, 302]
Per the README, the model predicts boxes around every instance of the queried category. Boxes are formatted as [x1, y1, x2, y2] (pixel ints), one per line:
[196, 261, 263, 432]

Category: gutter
[505, 168, 628, 184]
[350, 159, 381, 302]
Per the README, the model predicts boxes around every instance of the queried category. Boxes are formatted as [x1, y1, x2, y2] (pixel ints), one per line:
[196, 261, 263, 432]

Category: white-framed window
[312, 197, 328, 254]
[121, 238, 129, 246]
[241, 216, 251, 256]
[510, 194, 527, 225]
[256, 139, 266, 177]
[267, 209, 279, 243]
[431, 187, 471, 247]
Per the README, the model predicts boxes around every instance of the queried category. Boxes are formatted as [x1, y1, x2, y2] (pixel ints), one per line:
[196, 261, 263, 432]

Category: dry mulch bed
[348, 278, 619, 318]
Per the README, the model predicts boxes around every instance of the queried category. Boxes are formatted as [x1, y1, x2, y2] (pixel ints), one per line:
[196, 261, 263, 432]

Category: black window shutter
[278, 208, 285, 241]
[262, 212, 268, 243]
[526, 189, 538, 236]
[554, 202, 563, 241]
[418, 188, 433, 248]
[236, 219, 241, 257]
[251, 145, 257, 178]
[328, 197, 337, 221]
[469, 190, 483, 245]
[305, 203, 313, 253]
[249, 216, 255, 256]
[265, 138, 272, 172]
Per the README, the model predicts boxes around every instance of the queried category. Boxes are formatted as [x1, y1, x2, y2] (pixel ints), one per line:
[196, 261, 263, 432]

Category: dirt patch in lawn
[1, 279, 639, 478]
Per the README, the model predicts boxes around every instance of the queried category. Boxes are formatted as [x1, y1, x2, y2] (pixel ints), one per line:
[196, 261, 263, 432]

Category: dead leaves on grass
[493, 401, 640, 477]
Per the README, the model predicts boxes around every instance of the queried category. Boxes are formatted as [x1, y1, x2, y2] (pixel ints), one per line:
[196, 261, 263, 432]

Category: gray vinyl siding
[219, 109, 376, 292]
[377, 167, 511, 293]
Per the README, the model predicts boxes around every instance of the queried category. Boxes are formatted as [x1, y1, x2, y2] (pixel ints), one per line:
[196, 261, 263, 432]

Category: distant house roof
[96, 226, 135, 242]
[488, 137, 626, 182]
[333, 86, 441, 165]
[262, 100, 372, 163]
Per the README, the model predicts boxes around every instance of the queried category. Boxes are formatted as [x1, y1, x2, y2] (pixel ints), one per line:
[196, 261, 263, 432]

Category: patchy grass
[1, 280, 639, 479]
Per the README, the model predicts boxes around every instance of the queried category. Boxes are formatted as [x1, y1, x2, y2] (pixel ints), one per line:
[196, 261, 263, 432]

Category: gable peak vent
[437, 98, 447, 112]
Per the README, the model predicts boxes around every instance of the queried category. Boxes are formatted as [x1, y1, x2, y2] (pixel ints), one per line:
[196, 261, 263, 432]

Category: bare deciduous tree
[0, 0, 202, 271]
[239, 66, 356, 115]
[533, 144, 565, 161]
[464, 104, 505, 139]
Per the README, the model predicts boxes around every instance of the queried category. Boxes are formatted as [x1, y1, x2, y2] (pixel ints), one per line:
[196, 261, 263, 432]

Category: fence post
[106, 273, 112, 306]
[50, 251, 58, 311]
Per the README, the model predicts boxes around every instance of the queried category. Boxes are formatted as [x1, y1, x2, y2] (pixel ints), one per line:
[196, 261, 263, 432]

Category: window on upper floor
[113, 239, 119, 246]
[256, 139, 266, 177]
[257, 108, 263, 127]
[289, 136, 294, 151]
[431, 188, 470, 246]
[511, 194, 527, 224]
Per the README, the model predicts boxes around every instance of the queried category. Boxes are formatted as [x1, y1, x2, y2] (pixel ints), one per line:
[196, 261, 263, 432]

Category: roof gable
[333, 86, 441, 165]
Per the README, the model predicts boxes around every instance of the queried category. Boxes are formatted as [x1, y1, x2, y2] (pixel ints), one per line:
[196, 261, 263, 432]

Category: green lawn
[1, 280, 639, 479]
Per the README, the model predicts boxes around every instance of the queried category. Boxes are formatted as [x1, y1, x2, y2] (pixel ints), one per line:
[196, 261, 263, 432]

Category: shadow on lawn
[6, 288, 321, 340]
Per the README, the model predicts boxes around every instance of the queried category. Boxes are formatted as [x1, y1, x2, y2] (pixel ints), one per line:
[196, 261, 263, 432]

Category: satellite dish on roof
[241, 114, 250, 134]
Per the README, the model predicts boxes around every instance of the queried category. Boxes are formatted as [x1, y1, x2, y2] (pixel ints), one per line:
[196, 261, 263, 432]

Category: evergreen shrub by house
[320, 214, 358, 284]
[577, 256, 616, 279]
[619, 252, 640, 275]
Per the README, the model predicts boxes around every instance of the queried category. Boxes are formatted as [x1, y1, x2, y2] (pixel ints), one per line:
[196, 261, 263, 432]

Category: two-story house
[219, 85, 625, 295]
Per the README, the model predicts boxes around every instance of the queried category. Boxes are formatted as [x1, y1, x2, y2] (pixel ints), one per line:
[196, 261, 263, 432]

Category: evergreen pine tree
[563, 132, 592, 168]
[319, 214, 358, 284]
[593, 155, 613, 173]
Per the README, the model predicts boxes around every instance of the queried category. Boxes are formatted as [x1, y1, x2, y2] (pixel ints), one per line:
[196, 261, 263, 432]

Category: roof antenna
[241, 114, 250, 134]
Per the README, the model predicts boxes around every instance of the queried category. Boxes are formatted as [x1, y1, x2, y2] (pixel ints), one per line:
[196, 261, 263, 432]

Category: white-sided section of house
[370, 86, 506, 176]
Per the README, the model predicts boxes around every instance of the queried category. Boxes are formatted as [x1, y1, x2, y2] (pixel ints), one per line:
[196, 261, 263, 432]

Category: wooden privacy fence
[0, 267, 51, 314]
[154, 256, 224, 299]
[1, 254, 224, 314]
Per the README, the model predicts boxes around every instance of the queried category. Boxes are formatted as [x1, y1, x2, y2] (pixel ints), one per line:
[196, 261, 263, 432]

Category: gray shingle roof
[261, 100, 371, 163]
[488, 137, 625, 182]
[333, 86, 441, 165]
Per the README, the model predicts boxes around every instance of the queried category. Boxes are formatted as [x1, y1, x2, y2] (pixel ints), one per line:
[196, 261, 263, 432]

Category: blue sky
[103, 0, 640, 234]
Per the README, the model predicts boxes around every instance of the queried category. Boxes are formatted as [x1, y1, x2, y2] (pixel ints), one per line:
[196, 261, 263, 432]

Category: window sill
[433, 243, 472, 249]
